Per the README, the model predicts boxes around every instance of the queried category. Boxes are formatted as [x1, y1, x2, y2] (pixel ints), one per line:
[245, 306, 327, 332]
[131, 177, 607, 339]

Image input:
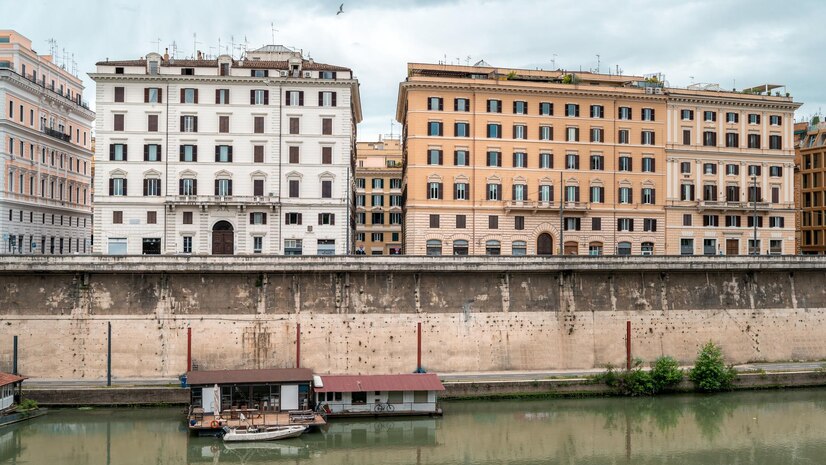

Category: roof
[95, 58, 350, 72]
[252, 45, 296, 53]
[0, 372, 26, 387]
[186, 368, 313, 386]
[314, 373, 445, 392]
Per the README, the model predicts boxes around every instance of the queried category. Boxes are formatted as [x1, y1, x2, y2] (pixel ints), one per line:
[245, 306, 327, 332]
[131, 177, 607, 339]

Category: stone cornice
[88, 73, 358, 89]
[399, 80, 667, 102]
[665, 92, 800, 111]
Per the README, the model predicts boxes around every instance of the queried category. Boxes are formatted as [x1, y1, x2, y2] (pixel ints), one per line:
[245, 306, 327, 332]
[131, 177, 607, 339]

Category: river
[1, 388, 825, 464]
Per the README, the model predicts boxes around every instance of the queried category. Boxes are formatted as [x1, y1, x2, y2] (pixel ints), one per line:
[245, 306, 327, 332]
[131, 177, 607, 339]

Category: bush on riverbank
[690, 341, 736, 392]
[598, 356, 683, 396]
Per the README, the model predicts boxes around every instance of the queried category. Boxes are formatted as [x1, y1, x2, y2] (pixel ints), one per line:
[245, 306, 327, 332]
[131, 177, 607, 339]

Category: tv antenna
[271, 22, 278, 44]
[192, 33, 201, 58]
[171, 41, 178, 59]
[151, 38, 162, 53]
[596, 54, 600, 73]
[551, 53, 557, 70]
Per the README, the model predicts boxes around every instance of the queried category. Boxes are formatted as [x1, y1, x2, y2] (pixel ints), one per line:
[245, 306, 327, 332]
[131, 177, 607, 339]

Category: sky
[4, 0, 825, 140]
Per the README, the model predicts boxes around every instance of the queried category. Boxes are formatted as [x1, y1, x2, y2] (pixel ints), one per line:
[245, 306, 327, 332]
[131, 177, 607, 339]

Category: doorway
[212, 220, 234, 255]
[537, 233, 553, 255]
[726, 239, 739, 255]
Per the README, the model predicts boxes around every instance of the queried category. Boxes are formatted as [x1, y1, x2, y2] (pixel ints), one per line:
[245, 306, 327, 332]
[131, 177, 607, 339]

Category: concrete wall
[3, 256, 826, 381]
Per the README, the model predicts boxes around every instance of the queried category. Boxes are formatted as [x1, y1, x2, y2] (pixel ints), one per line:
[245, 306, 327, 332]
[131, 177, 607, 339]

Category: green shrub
[689, 342, 736, 392]
[603, 359, 655, 396]
[18, 398, 38, 411]
[651, 356, 683, 392]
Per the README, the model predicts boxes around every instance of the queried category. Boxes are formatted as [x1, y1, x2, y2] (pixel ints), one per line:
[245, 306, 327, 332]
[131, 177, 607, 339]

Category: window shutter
[214, 180, 219, 195]
[179, 145, 184, 161]
[109, 178, 114, 195]
[179, 115, 184, 130]
[157, 88, 162, 103]
[143, 179, 148, 196]
[216, 89, 221, 103]
[109, 144, 115, 160]
[144, 145, 149, 161]
[498, 154, 502, 167]
[331, 92, 337, 107]
[144, 88, 149, 103]
[264, 90, 269, 105]
[193, 179, 197, 194]
[575, 105, 580, 117]
[179, 179, 183, 194]
[438, 183, 443, 199]
[651, 190, 656, 204]
[122, 179, 127, 196]
[575, 187, 580, 202]
[438, 150, 443, 165]
[250, 90, 255, 105]
[512, 184, 516, 200]
[298, 213, 302, 225]
[298, 91, 304, 106]
[575, 156, 580, 170]
[228, 146, 233, 162]
[250, 212, 255, 223]
[227, 180, 232, 196]
[215, 146, 220, 161]
[330, 214, 334, 225]
[285, 91, 291, 106]
[193, 116, 198, 132]
[194, 89, 199, 104]
[318, 91, 323, 106]
[193, 145, 198, 161]
[180, 90, 185, 104]
[318, 213, 322, 225]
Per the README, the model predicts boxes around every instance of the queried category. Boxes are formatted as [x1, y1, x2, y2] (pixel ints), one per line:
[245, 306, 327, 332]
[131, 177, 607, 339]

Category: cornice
[400, 81, 667, 102]
[88, 73, 359, 89]
[665, 93, 801, 111]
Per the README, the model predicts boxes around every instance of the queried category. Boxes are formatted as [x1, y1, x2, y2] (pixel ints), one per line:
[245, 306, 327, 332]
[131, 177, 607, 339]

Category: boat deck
[188, 411, 326, 433]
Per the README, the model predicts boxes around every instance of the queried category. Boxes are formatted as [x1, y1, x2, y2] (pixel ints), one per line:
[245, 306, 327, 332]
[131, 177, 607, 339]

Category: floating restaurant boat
[222, 424, 307, 442]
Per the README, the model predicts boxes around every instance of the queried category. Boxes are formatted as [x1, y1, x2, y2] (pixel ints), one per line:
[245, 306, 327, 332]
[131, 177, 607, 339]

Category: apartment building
[0, 30, 94, 254]
[354, 136, 403, 255]
[91, 45, 361, 255]
[397, 63, 667, 255]
[665, 84, 799, 255]
[796, 120, 826, 254]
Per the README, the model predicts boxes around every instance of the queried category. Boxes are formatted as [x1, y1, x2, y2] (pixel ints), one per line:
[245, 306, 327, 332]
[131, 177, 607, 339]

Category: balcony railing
[0, 68, 91, 111]
[43, 127, 72, 142]
[696, 200, 792, 211]
[165, 195, 277, 205]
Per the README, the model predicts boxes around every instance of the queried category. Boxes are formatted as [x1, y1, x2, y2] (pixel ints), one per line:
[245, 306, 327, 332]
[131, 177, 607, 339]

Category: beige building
[354, 136, 403, 255]
[396, 63, 667, 256]
[796, 120, 826, 254]
[665, 84, 800, 255]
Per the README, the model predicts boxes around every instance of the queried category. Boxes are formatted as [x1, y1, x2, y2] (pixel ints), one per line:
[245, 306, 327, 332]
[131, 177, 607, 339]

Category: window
[618, 129, 630, 144]
[148, 114, 159, 132]
[641, 108, 655, 121]
[319, 91, 337, 107]
[590, 128, 603, 143]
[513, 152, 527, 168]
[285, 213, 303, 225]
[253, 179, 265, 197]
[769, 135, 782, 150]
[566, 154, 579, 170]
[487, 99, 502, 113]
[566, 127, 580, 142]
[641, 157, 655, 173]
[181, 88, 197, 104]
[113, 211, 123, 224]
[284, 239, 303, 255]
[456, 215, 467, 229]
[539, 102, 553, 116]
[748, 165, 761, 176]
[181, 115, 197, 132]
[390, 178, 402, 189]
[564, 185, 579, 202]
[564, 217, 581, 231]
[371, 194, 383, 206]
[182, 236, 193, 254]
[539, 125, 552, 140]
[590, 186, 604, 203]
[487, 124, 502, 138]
[372, 178, 384, 189]
[143, 178, 161, 196]
[747, 216, 764, 228]
[454, 150, 468, 166]
[109, 178, 127, 196]
[703, 163, 717, 175]
[215, 179, 232, 196]
[748, 134, 761, 149]
[513, 215, 525, 231]
[590, 105, 604, 118]
[455, 122, 470, 137]
[725, 132, 739, 148]
[114, 87, 125, 102]
[618, 187, 632, 204]
[513, 101, 528, 114]
[769, 216, 785, 228]
[215, 89, 229, 104]
[641, 130, 655, 145]
[428, 97, 443, 111]
[180, 178, 197, 195]
[512, 183, 527, 201]
[429, 214, 440, 228]
[682, 129, 691, 145]
[704, 111, 717, 122]
[703, 184, 717, 201]
[748, 239, 761, 255]
[703, 215, 719, 227]
[590, 154, 604, 170]
[769, 166, 782, 177]
[681, 238, 694, 255]
[769, 115, 782, 126]
[286, 91, 304, 106]
[428, 182, 442, 199]
[215, 145, 232, 162]
[485, 240, 501, 255]
[539, 152, 553, 169]
[486, 183, 500, 201]
[726, 185, 740, 201]
[539, 185, 553, 202]
[454, 182, 468, 200]
[618, 107, 631, 120]
[565, 104, 580, 117]
[681, 109, 694, 120]
[618, 156, 631, 172]
[641, 187, 655, 204]
[513, 124, 527, 139]
[254, 145, 265, 163]
[322, 118, 333, 135]
[180, 145, 197, 162]
[589, 243, 604, 256]
[109, 143, 127, 161]
[219, 116, 229, 133]
[426, 239, 442, 256]
[487, 151, 501, 167]
[725, 215, 741, 227]
[616, 241, 632, 256]
[428, 149, 443, 165]
[641, 242, 654, 255]
[318, 213, 335, 225]
[703, 131, 717, 146]
[182, 211, 194, 224]
[288, 117, 299, 134]
[455, 98, 470, 112]
[748, 113, 761, 124]
[769, 240, 782, 255]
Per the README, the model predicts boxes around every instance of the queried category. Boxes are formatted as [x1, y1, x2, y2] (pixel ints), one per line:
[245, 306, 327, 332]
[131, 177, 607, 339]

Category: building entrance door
[726, 239, 739, 255]
[212, 221, 234, 255]
[537, 233, 553, 255]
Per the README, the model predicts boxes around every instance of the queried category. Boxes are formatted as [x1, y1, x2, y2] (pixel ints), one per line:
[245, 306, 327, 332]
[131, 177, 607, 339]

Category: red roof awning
[315, 373, 444, 393]
[0, 372, 27, 387]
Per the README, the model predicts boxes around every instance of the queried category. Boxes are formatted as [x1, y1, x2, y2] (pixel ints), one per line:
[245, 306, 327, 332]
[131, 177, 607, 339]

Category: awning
[315, 373, 445, 392]
[0, 372, 27, 387]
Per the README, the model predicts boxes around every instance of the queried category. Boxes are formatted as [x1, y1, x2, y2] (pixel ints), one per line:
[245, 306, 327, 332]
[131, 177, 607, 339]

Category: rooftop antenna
[208, 46, 215, 59]
[465, 56, 471, 66]
[689, 75, 695, 83]
[71, 53, 77, 76]
[218, 38, 222, 56]
[61, 47, 67, 69]
[192, 33, 201, 59]
[47, 38, 58, 59]
[151, 38, 162, 53]
[171, 41, 178, 59]
[551, 53, 557, 70]
[596, 54, 600, 73]
[271, 22, 278, 44]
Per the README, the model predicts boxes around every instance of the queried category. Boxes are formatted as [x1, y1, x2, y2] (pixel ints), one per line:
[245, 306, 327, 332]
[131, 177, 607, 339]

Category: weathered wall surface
[2, 256, 826, 380]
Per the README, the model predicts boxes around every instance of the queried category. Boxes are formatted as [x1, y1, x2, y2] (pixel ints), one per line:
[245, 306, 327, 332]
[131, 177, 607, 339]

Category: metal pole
[107, 322, 112, 386]
[296, 323, 301, 369]
[12, 335, 18, 375]
[187, 327, 192, 372]
[626, 321, 631, 370]
[559, 170, 564, 255]
[417, 322, 422, 372]
[752, 174, 758, 255]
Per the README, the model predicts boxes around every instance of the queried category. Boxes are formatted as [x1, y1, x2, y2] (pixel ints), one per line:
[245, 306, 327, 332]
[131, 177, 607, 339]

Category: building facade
[0, 30, 94, 254]
[91, 45, 361, 255]
[664, 84, 799, 255]
[354, 136, 402, 254]
[397, 63, 667, 256]
[796, 120, 826, 254]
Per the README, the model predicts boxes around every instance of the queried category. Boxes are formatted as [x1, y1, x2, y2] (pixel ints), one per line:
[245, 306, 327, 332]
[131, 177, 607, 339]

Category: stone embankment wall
[1, 256, 826, 381]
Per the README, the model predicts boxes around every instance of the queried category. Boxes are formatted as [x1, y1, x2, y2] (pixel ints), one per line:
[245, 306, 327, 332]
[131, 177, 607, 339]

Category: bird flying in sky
[337, 3, 344, 15]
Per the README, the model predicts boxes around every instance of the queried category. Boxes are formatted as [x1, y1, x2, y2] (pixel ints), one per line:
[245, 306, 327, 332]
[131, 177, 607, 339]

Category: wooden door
[537, 233, 553, 255]
[726, 239, 739, 255]
[212, 231, 234, 255]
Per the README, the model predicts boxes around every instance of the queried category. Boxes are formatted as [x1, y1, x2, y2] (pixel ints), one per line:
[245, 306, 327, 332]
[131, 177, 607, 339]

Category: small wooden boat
[222, 424, 307, 442]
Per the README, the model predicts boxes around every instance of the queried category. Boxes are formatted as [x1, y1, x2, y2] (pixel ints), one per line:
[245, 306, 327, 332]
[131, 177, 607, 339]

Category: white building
[90, 45, 361, 255]
[314, 373, 445, 416]
[1, 30, 94, 254]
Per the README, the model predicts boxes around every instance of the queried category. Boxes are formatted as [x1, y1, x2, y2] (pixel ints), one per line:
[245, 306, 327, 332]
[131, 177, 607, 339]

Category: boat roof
[186, 368, 313, 386]
[314, 373, 445, 392]
[0, 372, 27, 387]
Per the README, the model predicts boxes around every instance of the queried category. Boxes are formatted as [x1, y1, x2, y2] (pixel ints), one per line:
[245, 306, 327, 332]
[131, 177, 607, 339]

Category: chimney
[163, 48, 169, 62]
[197, 50, 202, 60]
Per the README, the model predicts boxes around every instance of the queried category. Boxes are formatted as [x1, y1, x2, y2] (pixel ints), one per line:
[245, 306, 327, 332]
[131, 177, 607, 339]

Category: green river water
[1, 388, 825, 464]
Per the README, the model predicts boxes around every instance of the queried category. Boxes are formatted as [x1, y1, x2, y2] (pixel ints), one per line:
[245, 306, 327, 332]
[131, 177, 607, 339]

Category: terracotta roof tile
[95, 59, 350, 72]
[0, 372, 26, 387]
[315, 374, 445, 392]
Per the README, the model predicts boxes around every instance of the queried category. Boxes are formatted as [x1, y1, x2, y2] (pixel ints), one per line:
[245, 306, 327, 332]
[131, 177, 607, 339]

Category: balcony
[0, 68, 92, 113]
[697, 200, 792, 212]
[43, 127, 72, 142]
[165, 195, 278, 207]
[503, 200, 588, 213]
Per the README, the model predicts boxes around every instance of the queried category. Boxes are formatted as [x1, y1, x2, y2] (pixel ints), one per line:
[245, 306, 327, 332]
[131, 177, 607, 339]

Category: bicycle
[373, 402, 395, 413]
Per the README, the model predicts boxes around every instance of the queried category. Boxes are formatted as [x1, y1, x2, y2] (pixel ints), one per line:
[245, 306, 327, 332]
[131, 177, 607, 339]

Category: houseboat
[185, 368, 326, 435]
[0, 372, 45, 428]
[313, 373, 444, 417]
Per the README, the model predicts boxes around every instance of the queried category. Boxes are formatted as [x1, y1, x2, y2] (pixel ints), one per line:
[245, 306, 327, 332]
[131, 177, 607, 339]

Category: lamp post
[751, 173, 758, 255]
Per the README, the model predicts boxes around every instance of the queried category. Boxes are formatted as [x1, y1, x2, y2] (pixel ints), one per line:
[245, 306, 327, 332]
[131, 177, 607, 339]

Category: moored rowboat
[222, 424, 307, 442]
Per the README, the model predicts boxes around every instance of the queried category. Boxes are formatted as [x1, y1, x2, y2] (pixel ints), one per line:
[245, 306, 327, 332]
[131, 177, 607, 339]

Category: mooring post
[296, 323, 301, 369]
[626, 320, 631, 370]
[187, 327, 192, 372]
[12, 335, 18, 375]
[417, 322, 422, 372]
[107, 322, 112, 387]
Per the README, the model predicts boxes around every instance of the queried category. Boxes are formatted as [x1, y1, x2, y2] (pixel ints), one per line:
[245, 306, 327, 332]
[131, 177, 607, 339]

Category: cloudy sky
[5, 0, 825, 140]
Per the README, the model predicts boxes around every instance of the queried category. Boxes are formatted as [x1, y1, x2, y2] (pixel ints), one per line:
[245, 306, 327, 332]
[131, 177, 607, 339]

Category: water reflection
[2, 389, 826, 464]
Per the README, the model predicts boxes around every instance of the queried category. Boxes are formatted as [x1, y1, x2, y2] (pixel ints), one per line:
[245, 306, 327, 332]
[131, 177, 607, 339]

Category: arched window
[641, 242, 654, 255]
[617, 241, 632, 256]
[588, 241, 604, 256]
[486, 240, 501, 256]
[512, 240, 527, 256]
[426, 239, 442, 256]
[453, 240, 468, 256]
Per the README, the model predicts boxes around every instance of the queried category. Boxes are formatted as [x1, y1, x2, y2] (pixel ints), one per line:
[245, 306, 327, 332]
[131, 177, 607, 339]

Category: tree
[689, 342, 736, 392]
